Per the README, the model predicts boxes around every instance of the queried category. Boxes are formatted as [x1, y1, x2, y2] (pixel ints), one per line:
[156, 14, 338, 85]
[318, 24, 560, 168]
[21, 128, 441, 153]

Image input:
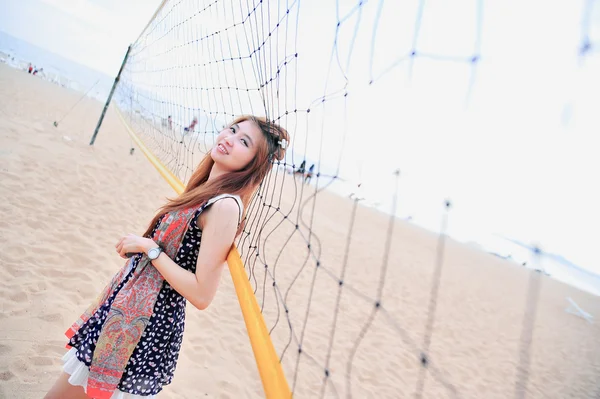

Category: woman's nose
[224, 135, 233, 146]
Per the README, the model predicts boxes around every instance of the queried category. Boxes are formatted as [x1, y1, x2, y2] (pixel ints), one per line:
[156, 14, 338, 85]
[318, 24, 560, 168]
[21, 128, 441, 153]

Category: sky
[0, 0, 599, 279]
[122, 0, 597, 275]
[0, 0, 162, 75]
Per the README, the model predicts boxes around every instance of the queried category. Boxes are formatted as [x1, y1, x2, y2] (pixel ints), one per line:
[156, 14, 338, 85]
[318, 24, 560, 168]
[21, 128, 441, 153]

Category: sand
[1, 63, 599, 399]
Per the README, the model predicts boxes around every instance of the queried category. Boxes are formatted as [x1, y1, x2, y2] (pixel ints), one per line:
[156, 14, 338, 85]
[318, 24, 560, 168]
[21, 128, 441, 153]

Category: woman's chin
[211, 156, 230, 169]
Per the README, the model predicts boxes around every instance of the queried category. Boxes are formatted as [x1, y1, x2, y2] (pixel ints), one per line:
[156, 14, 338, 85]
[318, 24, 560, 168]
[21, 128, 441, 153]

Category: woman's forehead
[236, 120, 264, 140]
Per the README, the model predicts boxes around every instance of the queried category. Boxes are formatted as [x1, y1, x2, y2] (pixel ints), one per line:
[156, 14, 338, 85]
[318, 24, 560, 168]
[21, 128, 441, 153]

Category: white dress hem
[62, 348, 157, 399]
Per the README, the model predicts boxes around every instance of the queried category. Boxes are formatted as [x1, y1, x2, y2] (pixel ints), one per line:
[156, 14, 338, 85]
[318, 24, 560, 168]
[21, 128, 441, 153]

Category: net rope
[114, 0, 599, 397]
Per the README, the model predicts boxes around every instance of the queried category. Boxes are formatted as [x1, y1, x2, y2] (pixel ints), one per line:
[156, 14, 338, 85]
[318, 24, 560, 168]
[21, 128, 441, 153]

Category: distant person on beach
[33, 67, 43, 76]
[184, 116, 198, 132]
[305, 163, 315, 184]
[28, 63, 33, 73]
[294, 160, 306, 176]
[180, 117, 198, 143]
[44, 116, 290, 399]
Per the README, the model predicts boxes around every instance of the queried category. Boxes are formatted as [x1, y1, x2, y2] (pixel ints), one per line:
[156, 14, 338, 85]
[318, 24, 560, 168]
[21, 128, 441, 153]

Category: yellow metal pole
[115, 106, 292, 399]
[115, 108, 185, 193]
[227, 247, 292, 398]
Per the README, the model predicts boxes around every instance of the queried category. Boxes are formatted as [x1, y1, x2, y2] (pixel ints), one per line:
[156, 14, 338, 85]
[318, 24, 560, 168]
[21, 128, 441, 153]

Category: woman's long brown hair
[142, 115, 289, 237]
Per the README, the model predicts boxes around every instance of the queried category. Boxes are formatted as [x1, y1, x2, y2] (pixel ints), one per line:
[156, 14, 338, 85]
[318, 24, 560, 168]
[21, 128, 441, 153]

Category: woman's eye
[230, 127, 236, 133]
[241, 139, 248, 147]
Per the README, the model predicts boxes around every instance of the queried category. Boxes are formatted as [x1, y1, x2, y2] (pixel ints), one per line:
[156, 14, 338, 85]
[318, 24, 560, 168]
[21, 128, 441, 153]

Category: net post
[227, 246, 292, 399]
[89, 45, 132, 146]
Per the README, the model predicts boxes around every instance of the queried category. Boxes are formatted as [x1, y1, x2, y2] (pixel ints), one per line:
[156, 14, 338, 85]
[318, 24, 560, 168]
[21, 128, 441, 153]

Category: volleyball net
[111, 0, 599, 397]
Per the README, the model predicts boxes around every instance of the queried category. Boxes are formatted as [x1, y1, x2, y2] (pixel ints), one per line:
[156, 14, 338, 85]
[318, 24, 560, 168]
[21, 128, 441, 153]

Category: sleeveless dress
[62, 194, 243, 398]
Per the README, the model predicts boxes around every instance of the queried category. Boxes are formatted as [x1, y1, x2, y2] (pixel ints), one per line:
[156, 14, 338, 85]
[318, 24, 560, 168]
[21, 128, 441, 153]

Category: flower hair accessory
[278, 138, 288, 149]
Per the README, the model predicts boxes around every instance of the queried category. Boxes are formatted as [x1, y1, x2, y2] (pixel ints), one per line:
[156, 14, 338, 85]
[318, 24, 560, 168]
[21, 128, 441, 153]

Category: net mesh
[114, 0, 600, 397]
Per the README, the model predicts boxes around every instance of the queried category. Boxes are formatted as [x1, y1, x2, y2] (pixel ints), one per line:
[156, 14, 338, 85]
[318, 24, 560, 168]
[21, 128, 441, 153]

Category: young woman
[45, 115, 289, 399]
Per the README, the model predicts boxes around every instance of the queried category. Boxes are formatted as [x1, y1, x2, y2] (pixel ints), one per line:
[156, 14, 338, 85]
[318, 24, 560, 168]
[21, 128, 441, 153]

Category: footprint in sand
[37, 312, 63, 324]
[0, 344, 12, 356]
[32, 122, 44, 132]
[29, 356, 54, 366]
[8, 357, 39, 383]
[0, 370, 15, 381]
[33, 341, 66, 357]
[8, 291, 28, 302]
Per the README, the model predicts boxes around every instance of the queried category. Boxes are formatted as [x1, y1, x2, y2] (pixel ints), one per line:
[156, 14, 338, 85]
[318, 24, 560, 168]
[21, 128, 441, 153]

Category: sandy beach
[1, 63, 600, 398]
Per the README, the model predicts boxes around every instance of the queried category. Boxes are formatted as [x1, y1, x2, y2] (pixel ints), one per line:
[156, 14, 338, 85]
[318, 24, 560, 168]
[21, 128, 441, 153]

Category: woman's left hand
[115, 234, 156, 259]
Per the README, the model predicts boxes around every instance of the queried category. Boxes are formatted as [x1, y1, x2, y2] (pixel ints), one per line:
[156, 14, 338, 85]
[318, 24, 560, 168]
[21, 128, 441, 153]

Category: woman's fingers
[116, 235, 142, 259]
[116, 238, 125, 253]
[116, 237, 128, 257]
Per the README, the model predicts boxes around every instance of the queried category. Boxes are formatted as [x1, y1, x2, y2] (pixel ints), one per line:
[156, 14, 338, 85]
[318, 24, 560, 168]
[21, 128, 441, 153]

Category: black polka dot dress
[64, 195, 242, 397]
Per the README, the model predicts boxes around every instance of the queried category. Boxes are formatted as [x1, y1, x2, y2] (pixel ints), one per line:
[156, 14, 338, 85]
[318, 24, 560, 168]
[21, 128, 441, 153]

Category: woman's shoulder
[202, 194, 243, 225]
[205, 193, 242, 205]
[205, 193, 242, 212]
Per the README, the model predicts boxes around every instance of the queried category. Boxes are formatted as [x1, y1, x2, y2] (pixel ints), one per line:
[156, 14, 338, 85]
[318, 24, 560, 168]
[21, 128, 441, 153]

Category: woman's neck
[207, 164, 227, 182]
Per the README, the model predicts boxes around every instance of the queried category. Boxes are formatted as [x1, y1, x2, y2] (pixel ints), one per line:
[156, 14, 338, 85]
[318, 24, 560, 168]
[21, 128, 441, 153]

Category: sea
[1, 29, 598, 301]
[0, 30, 114, 101]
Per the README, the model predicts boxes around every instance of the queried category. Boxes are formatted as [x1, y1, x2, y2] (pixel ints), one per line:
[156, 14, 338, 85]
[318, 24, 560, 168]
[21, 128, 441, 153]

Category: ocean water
[2, 30, 598, 300]
[0, 30, 114, 101]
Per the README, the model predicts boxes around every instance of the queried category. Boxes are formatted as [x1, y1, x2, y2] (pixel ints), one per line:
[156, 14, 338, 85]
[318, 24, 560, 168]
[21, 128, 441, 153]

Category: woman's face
[211, 120, 264, 172]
